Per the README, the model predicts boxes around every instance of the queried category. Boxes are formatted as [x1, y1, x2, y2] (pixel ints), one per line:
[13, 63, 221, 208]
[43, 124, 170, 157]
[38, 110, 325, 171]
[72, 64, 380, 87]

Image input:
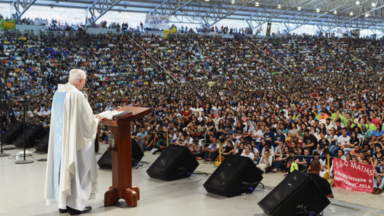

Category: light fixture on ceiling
[205, 0, 209, 1]
[334, 10, 337, 14]
[278, 4, 281, 9]
[356, 1, 360, 5]
[231, 0, 235, 4]
[255, 1, 259, 6]
[316, 8, 320, 13]
[350, 11, 353, 16]
[298, 6, 301, 11]
[365, 13, 369, 17]
[372, 2, 376, 7]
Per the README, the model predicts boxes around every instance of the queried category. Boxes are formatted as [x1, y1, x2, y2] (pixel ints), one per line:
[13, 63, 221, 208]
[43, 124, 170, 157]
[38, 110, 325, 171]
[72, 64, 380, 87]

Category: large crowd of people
[1, 14, 254, 34]
[2, 25, 384, 194]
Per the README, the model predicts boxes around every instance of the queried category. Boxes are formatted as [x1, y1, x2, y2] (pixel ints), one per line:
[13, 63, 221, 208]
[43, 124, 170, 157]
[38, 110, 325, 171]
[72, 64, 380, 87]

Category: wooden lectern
[99, 106, 151, 207]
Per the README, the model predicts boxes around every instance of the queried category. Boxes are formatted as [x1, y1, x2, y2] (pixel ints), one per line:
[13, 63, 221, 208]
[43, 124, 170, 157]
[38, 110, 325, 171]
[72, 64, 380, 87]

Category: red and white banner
[333, 158, 374, 193]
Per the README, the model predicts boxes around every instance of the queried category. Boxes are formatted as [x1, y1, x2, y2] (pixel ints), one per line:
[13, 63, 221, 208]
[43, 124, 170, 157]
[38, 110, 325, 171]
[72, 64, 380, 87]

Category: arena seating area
[2, 10, 384, 215]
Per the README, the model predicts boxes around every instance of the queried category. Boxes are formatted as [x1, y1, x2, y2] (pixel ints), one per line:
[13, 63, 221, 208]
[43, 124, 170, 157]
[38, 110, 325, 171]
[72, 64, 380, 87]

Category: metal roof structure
[2, 0, 384, 34]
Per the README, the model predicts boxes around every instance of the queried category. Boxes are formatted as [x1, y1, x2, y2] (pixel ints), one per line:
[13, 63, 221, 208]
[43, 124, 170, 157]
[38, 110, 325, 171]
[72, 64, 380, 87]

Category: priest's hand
[96, 115, 105, 122]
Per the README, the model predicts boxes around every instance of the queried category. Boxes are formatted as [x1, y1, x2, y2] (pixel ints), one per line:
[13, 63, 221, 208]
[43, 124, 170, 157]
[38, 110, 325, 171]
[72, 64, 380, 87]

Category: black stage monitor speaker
[258, 170, 330, 216]
[3, 122, 25, 144]
[203, 155, 263, 197]
[97, 150, 112, 169]
[146, 145, 199, 181]
[35, 133, 49, 153]
[97, 139, 144, 169]
[13, 125, 47, 148]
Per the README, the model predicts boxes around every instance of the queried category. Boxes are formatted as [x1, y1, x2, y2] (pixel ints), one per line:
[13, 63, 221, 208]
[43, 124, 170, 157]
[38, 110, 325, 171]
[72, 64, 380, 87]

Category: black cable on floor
[192, 172, 210, 176]
[7, 148, 47, 162]
[258, 185, 273, 190]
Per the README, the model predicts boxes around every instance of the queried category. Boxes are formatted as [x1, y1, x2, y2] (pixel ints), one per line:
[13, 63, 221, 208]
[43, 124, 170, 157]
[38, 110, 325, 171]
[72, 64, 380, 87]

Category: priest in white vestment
[45, 69, 104, 215]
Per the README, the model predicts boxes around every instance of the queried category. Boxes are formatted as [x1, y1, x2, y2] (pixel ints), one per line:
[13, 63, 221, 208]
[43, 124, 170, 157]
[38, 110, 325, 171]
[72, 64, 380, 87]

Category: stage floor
[1, 145, 384, 216]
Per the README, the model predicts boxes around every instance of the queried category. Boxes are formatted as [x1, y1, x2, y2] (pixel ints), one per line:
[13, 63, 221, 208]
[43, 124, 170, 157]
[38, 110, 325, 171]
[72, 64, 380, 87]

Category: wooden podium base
[104, 186, 140, 207]
[99, 107, 151, 208]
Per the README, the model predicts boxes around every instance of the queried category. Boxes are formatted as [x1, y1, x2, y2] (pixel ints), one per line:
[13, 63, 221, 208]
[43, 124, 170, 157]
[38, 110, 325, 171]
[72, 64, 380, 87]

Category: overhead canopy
[1, 0, 384, 34]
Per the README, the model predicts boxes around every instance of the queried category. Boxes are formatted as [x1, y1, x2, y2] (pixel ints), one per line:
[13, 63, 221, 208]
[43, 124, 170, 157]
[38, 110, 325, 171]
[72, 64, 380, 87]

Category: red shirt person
[182, 105, 192, 123]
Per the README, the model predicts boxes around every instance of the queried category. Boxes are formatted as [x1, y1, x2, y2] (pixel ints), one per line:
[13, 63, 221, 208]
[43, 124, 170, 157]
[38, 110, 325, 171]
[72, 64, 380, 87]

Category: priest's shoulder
[63, 83, 83, 94]
[56, 84, 66, 92]
[55, 84, 83, 98]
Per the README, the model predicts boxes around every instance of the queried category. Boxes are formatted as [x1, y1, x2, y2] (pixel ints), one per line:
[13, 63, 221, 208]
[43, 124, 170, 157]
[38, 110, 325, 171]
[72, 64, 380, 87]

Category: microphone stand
[0, 88, 10, 157]
[16, 82, 33, 164]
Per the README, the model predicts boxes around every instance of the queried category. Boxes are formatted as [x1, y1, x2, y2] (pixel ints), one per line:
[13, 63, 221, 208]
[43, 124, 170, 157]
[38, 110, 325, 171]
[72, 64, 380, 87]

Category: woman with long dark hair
[222, 140, 235, 156]
[336, 149, 346, 160]
[212, 101, 220, 115]
[188, 116, 198, 128]
[166, 108, 177, 122]
[209, 110, 216, 119]
[328, 127, 339, 156]
[140, 132, 154, 151]
[350, 131, 360, 146]
[193, 102, 203, 117]
[345, 153, 352, 161]
[319, 123, 327, 135]
[287, 122, 299, 146]
[216, 119, 225, 139]
[371, 123, 384, 146]
[163, 119, 170, 130]
[205, 103, 211, 116]
[206, 117, 216, 138]
[236, 143, 245, 155]
[232, 121, 244, 142]
[297, 147, 304, 157]
[251, 115, 257, 127]
[251, 125, 263, 150]
[213, 112, 221, 125]
[182, 105, 192, 124]
[373, 144, 384, 167]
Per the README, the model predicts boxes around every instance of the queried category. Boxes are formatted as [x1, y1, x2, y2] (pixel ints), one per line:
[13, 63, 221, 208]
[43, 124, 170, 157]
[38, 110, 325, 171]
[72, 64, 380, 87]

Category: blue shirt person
[136, 128, 148, 146]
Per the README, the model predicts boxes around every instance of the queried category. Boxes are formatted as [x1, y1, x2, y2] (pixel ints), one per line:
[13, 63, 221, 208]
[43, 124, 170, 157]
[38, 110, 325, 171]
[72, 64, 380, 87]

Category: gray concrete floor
[1, 144, 384, 216]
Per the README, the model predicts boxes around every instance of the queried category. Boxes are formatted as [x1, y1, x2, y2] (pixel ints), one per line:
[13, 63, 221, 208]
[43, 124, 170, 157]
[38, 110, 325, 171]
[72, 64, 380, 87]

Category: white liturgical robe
[44, 83, 99, 211]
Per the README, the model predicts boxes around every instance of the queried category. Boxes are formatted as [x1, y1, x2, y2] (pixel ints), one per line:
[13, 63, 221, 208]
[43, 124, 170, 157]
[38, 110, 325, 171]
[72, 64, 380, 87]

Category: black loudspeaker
[3, 122, 24, 144]
[97, 139, 144, 169]
[258, 171, 330, 216]
[203, 155, 263, 197]
[13, 125, 47, 148]
[97, 150, 112, 169]
[146, 145, 199, 181]
[35, 132, 49, 153]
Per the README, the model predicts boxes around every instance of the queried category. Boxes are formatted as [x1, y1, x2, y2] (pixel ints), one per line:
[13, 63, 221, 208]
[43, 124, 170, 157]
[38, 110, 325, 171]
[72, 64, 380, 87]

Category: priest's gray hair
[68, 69, 86, 83]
